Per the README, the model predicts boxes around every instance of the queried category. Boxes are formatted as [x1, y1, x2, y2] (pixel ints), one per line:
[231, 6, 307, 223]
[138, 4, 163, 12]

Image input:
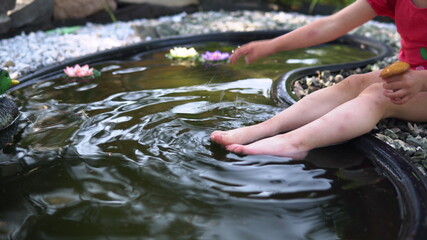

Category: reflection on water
[0, 43, 401, 239]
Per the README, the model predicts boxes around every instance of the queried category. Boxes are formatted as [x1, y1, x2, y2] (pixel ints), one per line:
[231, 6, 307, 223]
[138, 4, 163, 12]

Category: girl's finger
[245, 56, 251, 64]
[383, 81, 401, 90]
[230, 46, 250, 63]
[383, 88, 406, 99]
[229, 49, 241, 63]
[390, 96, 409, 105]
[230, 54, 241, 63]
[382, 75, 400, 83]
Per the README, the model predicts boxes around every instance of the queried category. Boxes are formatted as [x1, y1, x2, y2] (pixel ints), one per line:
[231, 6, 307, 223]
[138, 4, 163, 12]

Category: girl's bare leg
[211, 72, 381, 145]
[226, 83, 427, 158]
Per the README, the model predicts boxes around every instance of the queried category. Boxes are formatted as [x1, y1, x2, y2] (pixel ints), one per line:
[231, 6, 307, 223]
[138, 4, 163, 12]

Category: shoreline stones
[0, 10, 424, 174]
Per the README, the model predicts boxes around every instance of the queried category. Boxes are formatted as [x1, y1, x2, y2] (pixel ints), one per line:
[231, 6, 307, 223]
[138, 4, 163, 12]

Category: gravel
[0, 10, 425, 173]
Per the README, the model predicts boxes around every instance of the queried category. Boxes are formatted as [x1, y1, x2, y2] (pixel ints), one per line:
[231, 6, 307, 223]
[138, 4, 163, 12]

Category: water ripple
[3, 47, 401, 239]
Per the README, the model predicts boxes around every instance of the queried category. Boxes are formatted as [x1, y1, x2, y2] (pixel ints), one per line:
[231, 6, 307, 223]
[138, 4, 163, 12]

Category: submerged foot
[210, 124, 272, 146]
[210, 130, 246, 146]
[225, 135, 308, 160]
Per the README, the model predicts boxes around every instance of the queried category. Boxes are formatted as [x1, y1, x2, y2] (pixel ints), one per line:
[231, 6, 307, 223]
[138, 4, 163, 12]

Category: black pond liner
[4, 30, 427, 239]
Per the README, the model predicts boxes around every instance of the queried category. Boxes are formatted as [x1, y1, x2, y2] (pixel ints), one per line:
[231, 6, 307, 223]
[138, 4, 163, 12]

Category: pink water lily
[201, 51, 230, 62]
[64, 64, 95, 78]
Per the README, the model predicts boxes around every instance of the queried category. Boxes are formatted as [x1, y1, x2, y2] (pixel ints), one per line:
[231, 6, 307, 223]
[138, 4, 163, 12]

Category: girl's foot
[210, 124, 273, 146]
[225, 134, 308, 160]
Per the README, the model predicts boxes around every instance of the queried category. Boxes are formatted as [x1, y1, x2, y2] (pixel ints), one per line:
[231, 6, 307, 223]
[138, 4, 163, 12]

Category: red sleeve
[366, 0, 397, 19]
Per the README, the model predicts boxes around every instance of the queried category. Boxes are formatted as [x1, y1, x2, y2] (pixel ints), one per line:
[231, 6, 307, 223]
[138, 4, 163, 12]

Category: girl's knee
[334, 71, 381, 94]
[359, 83, 387, 101]
[359, 83, 396, 117]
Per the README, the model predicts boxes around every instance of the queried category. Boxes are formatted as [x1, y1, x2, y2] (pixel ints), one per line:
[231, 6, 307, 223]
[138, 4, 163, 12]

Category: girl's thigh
[389, 92, 427, 122]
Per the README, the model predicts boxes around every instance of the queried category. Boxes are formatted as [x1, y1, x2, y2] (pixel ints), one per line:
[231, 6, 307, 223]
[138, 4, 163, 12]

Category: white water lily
[168, 47, 199, 59]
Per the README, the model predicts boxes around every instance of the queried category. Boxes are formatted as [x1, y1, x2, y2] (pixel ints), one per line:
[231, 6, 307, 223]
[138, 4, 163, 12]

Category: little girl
[210, 0, 427, 159]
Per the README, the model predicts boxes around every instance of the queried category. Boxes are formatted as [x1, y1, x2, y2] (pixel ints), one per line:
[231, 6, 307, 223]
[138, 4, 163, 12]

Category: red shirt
[367, 0, 427, 69]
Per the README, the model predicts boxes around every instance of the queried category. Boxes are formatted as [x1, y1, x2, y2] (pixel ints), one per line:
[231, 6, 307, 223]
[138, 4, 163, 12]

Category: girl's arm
[230, 0, 378, 63]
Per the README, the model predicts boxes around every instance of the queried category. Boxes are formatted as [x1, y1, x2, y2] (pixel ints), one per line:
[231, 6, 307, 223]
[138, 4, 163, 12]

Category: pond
[0, 41, 402, 240]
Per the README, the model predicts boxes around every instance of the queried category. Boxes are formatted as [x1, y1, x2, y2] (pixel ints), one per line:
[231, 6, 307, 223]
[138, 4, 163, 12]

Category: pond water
[0, 43, 401, 239]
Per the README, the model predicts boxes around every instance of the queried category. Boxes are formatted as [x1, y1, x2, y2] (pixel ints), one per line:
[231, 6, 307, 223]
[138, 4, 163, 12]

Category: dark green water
[0, 43, 401, 239]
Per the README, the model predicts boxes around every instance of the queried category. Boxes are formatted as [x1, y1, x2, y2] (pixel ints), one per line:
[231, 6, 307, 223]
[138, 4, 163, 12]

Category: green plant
[102, 0, 117, 23]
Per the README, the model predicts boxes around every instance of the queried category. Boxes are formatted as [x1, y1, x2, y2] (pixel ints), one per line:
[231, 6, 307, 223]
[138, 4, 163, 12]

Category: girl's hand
[229, 39, 278, 64]
[382, 69, 426, 104]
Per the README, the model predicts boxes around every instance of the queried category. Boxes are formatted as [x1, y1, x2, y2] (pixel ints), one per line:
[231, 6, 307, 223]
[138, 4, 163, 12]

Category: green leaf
[46, 26, 81, 35]
[420, 47, 427, 60]
[93, 69, 101, 78]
